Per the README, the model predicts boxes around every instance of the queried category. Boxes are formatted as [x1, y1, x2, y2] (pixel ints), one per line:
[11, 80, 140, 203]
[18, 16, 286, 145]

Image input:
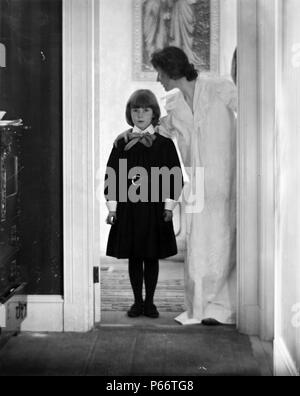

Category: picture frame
[132, 0, 220, 81]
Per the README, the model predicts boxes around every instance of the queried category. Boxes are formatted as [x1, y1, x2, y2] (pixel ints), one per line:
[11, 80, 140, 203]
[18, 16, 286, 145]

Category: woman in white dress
[151, 46, 237, 325]
[117, 46, 237, 325]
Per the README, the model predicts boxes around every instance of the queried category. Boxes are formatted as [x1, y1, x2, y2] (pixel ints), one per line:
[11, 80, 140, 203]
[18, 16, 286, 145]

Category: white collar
[132, 124, 155, 135]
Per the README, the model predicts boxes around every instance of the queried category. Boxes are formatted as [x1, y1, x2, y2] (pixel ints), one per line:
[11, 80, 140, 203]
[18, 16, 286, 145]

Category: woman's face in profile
[156, 67, 176, 92]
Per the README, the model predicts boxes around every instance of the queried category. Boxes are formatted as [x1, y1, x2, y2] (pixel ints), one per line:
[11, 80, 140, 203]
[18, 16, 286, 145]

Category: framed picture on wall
[132, 0, 220, 81]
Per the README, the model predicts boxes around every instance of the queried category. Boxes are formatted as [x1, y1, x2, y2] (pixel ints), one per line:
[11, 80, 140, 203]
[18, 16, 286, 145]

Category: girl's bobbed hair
[151, 46, 198, 81]
[125, 89, 161, 127]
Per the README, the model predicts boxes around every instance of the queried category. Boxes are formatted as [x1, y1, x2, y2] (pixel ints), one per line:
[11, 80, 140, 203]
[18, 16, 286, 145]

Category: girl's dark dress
[105, 132, 183, 259]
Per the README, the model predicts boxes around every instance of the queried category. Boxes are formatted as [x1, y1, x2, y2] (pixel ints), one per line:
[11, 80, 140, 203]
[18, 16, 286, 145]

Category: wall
[220, 0, 237, 78]
[100, 0, 163, 252]
[275, 0, 300, 376]
[99, 0, 237, 253]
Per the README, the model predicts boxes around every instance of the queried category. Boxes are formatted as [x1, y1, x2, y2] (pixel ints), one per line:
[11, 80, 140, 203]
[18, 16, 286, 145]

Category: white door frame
[62, 0, 276, 335]
[237, 0, 276, 340]
[237, 0, 260, 336]
[256, 0, 277, 341]
[63, 0, 100, 331]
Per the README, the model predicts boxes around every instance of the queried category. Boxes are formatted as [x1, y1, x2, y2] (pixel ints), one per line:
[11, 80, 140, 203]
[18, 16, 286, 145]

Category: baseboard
[274, 337, 299, 376]
[238, 304, 260, 336]
[2, 295, 64, 332]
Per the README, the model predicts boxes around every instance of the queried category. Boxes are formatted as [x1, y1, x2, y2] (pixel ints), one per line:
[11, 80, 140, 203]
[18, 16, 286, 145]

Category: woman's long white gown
[160, 76, 237, 325]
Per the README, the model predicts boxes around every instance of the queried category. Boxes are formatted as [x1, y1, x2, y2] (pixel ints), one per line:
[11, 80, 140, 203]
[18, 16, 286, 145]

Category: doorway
[62, 0, 274, 343]
[98, 0, 237, 326]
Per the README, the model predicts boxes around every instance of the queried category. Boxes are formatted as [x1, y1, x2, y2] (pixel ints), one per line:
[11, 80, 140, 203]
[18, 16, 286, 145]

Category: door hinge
[93, 267, 99, 284]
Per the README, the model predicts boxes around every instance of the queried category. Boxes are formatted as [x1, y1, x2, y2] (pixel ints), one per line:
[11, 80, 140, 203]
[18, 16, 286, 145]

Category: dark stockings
[128, 258, 144, 305]
[144, 259, 159, 305]
[128, 258, 159, 306]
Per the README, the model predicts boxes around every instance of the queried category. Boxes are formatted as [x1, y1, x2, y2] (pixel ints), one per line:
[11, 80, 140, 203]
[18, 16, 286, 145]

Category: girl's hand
[163, 210, 173, 223]
[106, 211, 117, 225]
[114, 129, 131, 147]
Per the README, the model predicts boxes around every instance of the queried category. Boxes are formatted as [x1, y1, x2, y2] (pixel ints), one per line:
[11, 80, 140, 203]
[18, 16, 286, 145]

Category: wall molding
[2, 295, 64, 332]
[63, 0, 99, 332]
[237, 0, 260, 336]
[257, 0, 276, 342]
[238, 304, 260, 336]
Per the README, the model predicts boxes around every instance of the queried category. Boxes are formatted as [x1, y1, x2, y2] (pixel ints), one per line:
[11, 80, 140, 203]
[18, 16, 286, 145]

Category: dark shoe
[201, 318, 222, 326]
[127, 303, 143, 318]
[144, 303, 159, 318]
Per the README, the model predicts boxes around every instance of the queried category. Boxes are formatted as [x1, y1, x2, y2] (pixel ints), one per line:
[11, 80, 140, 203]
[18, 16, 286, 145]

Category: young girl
[104, 89, 183, 318]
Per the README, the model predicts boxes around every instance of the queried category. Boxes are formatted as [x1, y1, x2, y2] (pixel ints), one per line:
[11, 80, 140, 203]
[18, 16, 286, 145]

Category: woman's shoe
[127, 303, 143, 318]
[201, 318, 222, 326]
[144, 303, 159, 318]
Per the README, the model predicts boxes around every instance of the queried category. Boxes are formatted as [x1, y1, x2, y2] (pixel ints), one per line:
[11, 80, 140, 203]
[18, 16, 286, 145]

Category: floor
[0, 256, 273, 376]
[101, 255, 185, 313]
[0, 325, 272, 376]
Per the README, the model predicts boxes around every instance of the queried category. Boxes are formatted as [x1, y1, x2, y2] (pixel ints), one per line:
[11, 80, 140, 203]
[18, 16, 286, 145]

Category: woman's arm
[217, 79, 237, 114]
[161, 138, 184, 221]
[157, 116, 177, 139]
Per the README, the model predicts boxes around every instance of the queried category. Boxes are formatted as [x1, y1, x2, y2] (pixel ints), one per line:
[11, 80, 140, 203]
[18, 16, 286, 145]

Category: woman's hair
[151, 46, 198, 81]
[125, 89, 161, 127]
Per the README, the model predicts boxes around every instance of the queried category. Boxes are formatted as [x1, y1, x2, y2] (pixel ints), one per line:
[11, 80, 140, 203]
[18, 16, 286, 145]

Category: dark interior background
[0, 0, 63, 294]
